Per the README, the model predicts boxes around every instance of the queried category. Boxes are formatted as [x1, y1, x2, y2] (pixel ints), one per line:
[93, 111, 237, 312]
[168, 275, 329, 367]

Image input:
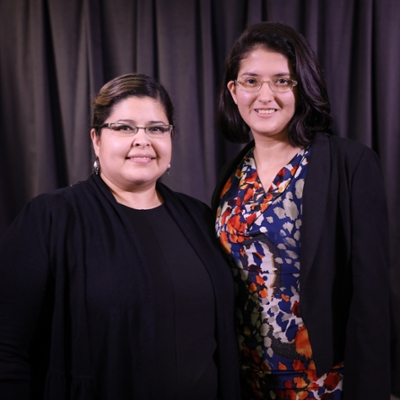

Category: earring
[165, 163, 171, 175]
[93, 157, 100, 175]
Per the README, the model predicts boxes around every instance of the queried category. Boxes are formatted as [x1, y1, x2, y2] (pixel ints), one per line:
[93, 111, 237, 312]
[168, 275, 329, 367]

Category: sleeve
[344, 147, 391, 399]
[0, 198, 52, 399]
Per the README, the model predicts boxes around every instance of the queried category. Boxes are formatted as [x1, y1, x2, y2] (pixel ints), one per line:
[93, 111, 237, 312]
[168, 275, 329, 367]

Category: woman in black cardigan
[0, 73, 240, 399]
[213, 22, 390, 399]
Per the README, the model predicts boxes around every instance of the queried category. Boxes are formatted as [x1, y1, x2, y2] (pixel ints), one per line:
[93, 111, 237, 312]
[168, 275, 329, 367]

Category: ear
[90, 129, 100, 157]
[227, 80, 238, 105]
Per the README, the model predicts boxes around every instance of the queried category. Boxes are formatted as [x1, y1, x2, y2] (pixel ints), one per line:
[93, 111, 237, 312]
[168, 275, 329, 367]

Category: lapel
[300, 132, 331, 284]
[211, 141, 255, 212]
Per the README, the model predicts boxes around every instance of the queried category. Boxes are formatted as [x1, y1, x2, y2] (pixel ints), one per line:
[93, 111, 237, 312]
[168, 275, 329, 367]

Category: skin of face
[91, 96, 172, 197]
[227, 47, 297, 144]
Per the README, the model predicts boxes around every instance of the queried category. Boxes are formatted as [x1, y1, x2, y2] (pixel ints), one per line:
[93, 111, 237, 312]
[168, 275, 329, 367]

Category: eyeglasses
[97, 121, 173, 138]
[235, 77, 298, 93]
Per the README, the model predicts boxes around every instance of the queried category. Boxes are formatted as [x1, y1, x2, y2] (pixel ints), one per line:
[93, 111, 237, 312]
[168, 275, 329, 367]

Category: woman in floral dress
[213, 22, 390, 400]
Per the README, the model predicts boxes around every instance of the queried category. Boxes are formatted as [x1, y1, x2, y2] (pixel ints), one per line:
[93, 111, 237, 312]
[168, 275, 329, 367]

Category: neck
[100, 174, 163, 209]
[251, 134, 302, 190]
[253, 135, 300, 169]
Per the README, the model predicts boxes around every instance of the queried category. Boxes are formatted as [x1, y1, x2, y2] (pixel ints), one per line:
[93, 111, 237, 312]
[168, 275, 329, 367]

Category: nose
[257, 81, 275, 99]
[132, 128, 151, 147]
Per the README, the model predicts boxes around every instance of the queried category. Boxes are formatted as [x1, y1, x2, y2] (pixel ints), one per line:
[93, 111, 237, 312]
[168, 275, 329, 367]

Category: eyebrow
[239, 72, 292, 77]
[116, 119, 168, 125]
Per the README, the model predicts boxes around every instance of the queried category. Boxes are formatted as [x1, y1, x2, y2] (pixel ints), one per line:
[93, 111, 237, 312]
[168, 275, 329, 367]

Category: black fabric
[0, 1, 399, 395]
[212, 132, 391, 400]
[120, 204, 218, 399]
[0, 174, 240, 400]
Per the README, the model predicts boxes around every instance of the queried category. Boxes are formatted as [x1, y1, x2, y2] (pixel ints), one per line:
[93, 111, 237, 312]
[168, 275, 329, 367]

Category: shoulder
[316, 132, 376, 154]
[8, 177, 98, 235]
[312, 132, 380, 167]
[26, 177, 93, 214]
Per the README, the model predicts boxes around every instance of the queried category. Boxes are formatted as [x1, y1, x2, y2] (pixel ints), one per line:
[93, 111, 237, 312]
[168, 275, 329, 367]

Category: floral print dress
[215, 147, 343, 400]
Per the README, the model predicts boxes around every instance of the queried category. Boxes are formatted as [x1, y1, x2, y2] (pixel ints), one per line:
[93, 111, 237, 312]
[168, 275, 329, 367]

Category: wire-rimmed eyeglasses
[97, 121, 174, 138]
[235, 77, 298, 93]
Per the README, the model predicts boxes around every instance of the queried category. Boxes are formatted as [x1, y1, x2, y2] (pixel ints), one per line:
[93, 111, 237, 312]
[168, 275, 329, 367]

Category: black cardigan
[212, 132, 391, 400]
[0, 174, 241, 399]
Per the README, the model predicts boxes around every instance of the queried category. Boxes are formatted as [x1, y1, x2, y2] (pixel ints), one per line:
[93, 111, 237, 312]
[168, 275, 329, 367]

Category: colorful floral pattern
[216, 147, 343, 399]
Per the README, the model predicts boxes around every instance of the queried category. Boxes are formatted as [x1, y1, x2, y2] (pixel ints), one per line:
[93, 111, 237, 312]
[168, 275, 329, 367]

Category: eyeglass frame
[234, 77, 298, 93]
[96, 121, 174, 137]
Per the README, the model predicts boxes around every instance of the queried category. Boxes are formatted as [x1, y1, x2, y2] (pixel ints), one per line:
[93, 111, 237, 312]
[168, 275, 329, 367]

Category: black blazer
[212, 132, 391, 400]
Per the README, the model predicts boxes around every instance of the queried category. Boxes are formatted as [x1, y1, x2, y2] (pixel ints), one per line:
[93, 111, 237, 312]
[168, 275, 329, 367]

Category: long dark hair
[92, 73, 175, 137]
[216, 22, 333, 146]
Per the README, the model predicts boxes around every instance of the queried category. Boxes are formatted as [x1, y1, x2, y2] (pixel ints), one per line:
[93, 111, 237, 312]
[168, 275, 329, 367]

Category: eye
[147, 125, 169, 134]
[274, 78, 291, 86]
[242, 77, 260, 86]
[113, 123, 135, 132]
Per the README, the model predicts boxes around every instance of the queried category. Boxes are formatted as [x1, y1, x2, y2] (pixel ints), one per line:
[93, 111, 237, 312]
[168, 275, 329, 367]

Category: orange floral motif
[220, 207, 232, 226]
[284, 380, 293, 389]
[219, 231, 231, 254]
[292, 359, 306, 372]
[323, 372, 342, 390]
[227, 214, 244, 233]
[259, 288, 268, 298]
[297, 390, 311, 400]
[243, 188, 254, 202]
[255, 275, 264, 285]
[295, 326, 313, 359]
[219, 177, 232, 199]
[246, 213, 257, 225]
[249, 282, 257, 293]
[293, 376, 308, 388]
[281, 293, 290, 302]
[278, 362, 287, 370]
[292, 300, 301, 317]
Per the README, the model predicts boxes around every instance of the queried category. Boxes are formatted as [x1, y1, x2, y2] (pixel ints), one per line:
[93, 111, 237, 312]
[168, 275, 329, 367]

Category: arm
[0, 199, 52, 399]
[344, 147, 391, 399]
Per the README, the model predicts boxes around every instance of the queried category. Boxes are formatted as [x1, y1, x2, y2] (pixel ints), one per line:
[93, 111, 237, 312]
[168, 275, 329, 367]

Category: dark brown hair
[216, 22, 333, 146]
[92, 73, 175, 137]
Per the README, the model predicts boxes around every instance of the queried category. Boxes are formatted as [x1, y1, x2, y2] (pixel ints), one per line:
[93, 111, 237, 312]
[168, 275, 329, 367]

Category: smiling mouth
[256, 109, 277, 114]
[125, 156, 155, 162]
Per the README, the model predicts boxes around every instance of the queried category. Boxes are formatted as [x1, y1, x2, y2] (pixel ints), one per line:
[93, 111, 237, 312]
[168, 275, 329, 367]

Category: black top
[0, 175, 241, 400]
[120, 204, 217, 399]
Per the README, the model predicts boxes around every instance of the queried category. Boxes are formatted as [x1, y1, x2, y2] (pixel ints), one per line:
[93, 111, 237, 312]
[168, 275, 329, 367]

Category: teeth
[256, 109, 276, 114]
[126, 157, 152, 161]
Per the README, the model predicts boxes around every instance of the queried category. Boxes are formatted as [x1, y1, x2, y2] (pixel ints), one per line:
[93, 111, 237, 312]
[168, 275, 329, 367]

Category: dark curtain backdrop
[0, 0, 399, 395]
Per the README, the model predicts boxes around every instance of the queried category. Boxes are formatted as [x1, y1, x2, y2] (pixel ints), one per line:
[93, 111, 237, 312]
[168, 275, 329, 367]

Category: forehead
[109, 96, 167, 120]
[238, 47, 292, 75]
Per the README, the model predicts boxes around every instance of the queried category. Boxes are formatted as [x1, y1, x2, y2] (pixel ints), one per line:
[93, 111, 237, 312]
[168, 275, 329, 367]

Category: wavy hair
[216, 22, 333, 146]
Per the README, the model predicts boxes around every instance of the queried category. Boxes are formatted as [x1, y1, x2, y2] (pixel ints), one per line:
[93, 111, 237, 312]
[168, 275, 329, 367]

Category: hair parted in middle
[92, 73, 175, 137]
[216, 21, 333, 146]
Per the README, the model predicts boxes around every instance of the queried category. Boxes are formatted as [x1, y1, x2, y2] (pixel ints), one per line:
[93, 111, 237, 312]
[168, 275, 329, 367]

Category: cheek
[236, 93, 254, 110]
[100, 139, 127, 156]
[162, 142, 172, 159]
